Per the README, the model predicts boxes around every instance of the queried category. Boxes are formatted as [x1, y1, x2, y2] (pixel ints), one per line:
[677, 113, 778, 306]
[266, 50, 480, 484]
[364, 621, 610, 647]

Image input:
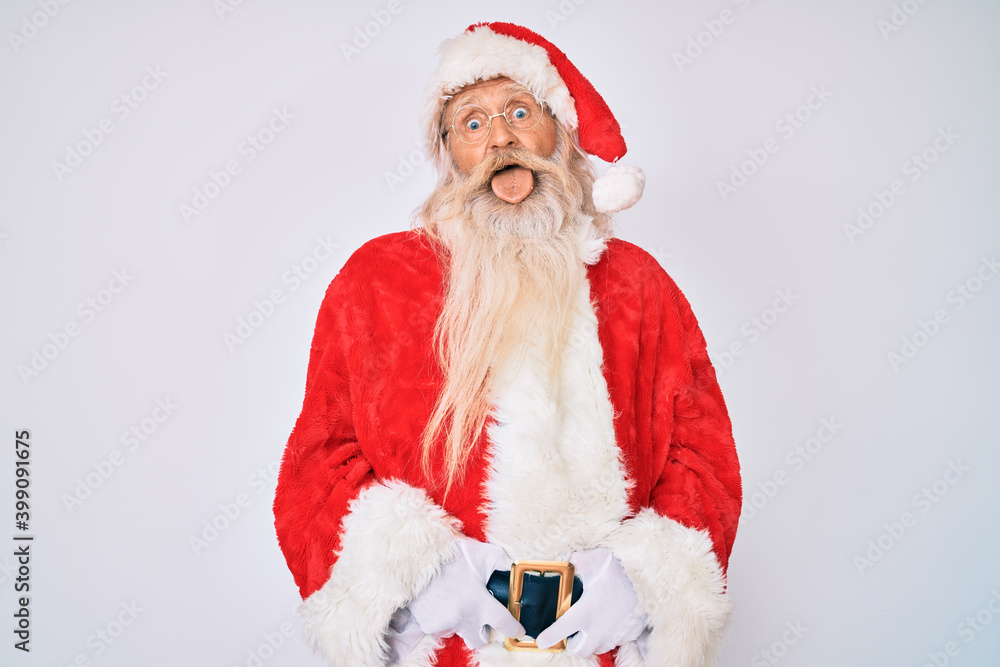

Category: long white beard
[416, 133, 603, 489]
[440, 144, 591, 380]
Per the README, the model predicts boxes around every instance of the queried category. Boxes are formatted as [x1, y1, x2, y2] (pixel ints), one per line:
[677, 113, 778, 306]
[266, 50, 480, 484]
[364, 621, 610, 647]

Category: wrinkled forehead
[445, 76, 531, 110]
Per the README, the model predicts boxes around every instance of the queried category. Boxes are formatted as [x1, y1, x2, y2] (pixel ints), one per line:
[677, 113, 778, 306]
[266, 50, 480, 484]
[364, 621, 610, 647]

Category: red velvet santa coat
[273, 228, 741, 667]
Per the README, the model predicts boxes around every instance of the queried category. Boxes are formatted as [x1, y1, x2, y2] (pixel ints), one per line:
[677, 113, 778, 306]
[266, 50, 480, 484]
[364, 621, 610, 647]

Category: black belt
[487, 568, 583, 641]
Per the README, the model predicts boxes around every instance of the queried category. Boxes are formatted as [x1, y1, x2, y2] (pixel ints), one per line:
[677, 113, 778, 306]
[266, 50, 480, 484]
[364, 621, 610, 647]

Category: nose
[487, 115, 518, 152]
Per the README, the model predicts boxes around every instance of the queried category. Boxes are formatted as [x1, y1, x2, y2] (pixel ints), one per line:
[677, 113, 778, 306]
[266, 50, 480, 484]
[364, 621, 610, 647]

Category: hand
[408, 537, 525, 649]
[535, 547, 648, 656]
[385, 607, 423, 663]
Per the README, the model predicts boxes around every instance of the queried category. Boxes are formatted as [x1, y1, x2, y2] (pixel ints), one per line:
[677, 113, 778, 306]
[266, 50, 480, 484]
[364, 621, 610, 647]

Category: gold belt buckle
[504, 559, 575, 652]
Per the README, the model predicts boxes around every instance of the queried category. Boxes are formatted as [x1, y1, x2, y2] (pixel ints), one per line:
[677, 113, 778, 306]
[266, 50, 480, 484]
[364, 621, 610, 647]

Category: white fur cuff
[300, 480, 462, 667]
[605, 509, 733, 667]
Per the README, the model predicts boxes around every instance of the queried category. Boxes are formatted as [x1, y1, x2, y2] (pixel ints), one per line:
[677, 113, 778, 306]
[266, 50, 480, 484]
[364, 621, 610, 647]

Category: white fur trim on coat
[483, 271, 631, 562]
[605, 510, 733, 667]
[300, 480, 461, 667]
[474, 272, 632, 665]
[421, 24, 577, 158]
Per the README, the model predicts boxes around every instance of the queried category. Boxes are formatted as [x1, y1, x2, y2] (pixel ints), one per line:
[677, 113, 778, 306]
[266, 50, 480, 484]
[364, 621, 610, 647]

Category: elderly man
[273, 21, 741, 667]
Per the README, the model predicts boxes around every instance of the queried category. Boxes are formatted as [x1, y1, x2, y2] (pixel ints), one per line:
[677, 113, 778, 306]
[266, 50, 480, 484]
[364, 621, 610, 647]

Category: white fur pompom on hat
[592, 164, 645, 214]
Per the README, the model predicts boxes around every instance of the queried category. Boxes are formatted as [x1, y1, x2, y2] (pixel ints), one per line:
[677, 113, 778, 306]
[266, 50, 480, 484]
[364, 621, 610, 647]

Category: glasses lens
[453, 105, 490, 144]
[504, 93, 542, 130]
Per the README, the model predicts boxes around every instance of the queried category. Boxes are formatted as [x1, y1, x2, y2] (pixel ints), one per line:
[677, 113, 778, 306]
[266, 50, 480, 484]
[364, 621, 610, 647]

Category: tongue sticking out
[490, 166, 534, 203]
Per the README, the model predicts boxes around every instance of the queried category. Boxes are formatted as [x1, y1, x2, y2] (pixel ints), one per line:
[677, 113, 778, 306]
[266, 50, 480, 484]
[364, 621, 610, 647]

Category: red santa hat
[421, 21, 645, 214]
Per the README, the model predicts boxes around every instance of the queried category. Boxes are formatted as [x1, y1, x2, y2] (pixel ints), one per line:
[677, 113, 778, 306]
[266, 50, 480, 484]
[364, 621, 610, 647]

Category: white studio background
[1, 1, 998, 666]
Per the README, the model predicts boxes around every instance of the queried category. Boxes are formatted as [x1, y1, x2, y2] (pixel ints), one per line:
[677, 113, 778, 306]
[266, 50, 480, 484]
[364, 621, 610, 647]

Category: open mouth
[490, 163, 535, 204]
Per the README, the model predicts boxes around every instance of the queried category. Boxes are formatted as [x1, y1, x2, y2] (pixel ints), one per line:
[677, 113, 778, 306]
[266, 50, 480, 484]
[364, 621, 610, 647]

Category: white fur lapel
[474, 270, 631, 666]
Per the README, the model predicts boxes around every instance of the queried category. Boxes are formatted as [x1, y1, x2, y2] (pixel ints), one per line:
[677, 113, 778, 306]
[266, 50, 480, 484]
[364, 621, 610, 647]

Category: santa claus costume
[273, 22, 742, 667]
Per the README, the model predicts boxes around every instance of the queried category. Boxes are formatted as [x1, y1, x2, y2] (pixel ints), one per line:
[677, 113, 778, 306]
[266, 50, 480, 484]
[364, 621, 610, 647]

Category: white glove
[386, 607, 423, 664]
[535, 547, 649, 656]
[408, 537, 525, 650]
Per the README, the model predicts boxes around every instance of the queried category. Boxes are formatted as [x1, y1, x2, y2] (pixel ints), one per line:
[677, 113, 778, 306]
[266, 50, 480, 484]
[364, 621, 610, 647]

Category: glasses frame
[446, 91, 545, 145]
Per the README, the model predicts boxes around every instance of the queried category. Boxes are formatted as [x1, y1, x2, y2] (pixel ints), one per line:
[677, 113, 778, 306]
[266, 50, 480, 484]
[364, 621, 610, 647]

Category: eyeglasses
[446, 91, 545, 145]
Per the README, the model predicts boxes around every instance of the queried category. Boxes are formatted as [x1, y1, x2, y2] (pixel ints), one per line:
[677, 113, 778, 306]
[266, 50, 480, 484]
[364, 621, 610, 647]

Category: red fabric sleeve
[602, 252, 741, 665]
[273, 269, 375, 600]
[649, 261, 743, 573]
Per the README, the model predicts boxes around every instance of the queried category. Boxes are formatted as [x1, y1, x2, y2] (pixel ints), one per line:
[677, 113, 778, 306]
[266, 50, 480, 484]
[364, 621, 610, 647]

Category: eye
[512, 107, 529, 120]
[453, 105, 488, 138]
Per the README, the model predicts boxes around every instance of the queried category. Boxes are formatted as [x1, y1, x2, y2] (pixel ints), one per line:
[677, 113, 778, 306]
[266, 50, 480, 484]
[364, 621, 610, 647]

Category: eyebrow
[450, 81, 529, 108]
